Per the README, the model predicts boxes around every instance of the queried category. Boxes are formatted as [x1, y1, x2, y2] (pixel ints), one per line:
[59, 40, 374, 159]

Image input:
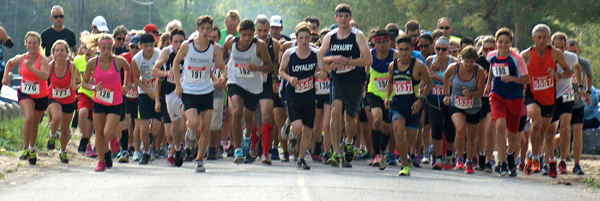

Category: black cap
[388, 30, 399, 41]
[139, 33, 155, 44]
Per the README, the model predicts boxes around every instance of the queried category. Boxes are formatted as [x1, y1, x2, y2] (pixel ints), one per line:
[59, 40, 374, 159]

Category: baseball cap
[388, 29, 399, 41]
[270, 15, 283, 27]
[139, 33, 155, 44]
[143, 24, 159, 34]
[92, 16, 109, 32]
[129, 35, 141, 45]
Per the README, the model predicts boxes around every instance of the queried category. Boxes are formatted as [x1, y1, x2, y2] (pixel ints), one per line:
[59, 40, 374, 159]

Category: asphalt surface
[1, 156, 598, 200]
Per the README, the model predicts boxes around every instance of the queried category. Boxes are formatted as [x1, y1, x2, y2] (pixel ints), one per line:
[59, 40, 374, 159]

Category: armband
[4, 38, 14, 48]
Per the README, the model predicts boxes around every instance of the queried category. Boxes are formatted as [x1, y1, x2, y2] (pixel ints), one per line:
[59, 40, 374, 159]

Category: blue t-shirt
[486, 50, 528, 99]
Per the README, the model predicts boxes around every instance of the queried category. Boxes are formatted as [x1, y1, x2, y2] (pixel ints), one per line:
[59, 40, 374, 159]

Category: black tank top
[160, 45, 184, 95]
[286, 47, 318, 100]
[391, 58, 418, 103]
[329, 27, 364, 85]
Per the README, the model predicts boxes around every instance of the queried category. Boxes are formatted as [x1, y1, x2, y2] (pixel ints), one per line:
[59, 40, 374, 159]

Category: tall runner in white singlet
[222, 19, 273, 164]
[173, 16, 227, 172]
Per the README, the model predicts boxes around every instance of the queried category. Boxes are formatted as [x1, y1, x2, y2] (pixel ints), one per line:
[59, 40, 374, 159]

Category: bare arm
[173, 41, 189, 90]
[252, 40, 273, 73]
[553, 49, 572, 79]
[348, 31, 372, 67]
[82, 57, 97, 91]
[443, 64, 456, 94]
[471, 67, 486, 98]
[278, 50, 293, 84]
[151, 48, 171, 78]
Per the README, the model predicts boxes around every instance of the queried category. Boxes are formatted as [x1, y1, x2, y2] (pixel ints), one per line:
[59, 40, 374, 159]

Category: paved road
[1, 157, 598, 200]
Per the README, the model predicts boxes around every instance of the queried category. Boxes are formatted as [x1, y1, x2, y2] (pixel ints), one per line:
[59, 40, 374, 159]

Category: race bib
[212, 66, 220, 77]
[532, 75, 554, 91]
[21, 81, 40, 95]
[393, 80, 413, 95]
[52, 87, 71, 99]
[492, 63, 509, 77]
[234, 63, 254, 78]
[295, 76, 314, 93]
[125, 87, 139, 98]
[562, 89, 575, 102]
[315, 78, 330, 95]
[374, 77, 389, 92]
[431, 84, 445, 96]
[336, 64, 355, 74]
[96, 89, 114, 104]
[454, 95, 473, 109]
[186, 66, 206, 83]
[142, 78, 156, 88]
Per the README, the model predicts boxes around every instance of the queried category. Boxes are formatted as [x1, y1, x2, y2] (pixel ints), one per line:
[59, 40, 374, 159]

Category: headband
[435, 37, 449, 47]
[99, 39, 112, 44]
[335, 8, 352, 16]
[373, 35, 389, 41]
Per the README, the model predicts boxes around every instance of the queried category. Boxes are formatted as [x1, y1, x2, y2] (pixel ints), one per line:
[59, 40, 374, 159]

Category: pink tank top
[19, 53, 49, 98]
[93, 57, 123, 106]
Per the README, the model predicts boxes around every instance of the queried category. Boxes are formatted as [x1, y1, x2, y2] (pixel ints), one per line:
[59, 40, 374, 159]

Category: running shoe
[109, 136, 119, 154]
[509, 166, 517, 177]
[573, 164, 584, 175]
[312, 154, 322, 163]
[207, 147, 217, 160]
[249, 142, 259, 159]
[281, 120, 290, 140]
[118, 151, 129, 163]
[47, 135, 57, 150]
[494, 161, 501, 173]
[297, 158, 310, 170]
[226, 144, 235, 157]
[184, 129, 196, 148]
[77, 142, 86, 154]
[558, 160, 568, 174]
[477, 155, 486, 171]
[94, 161, 106, 172]
[524, 158, 533, 175]
[105, 151, 113, 169]
[282, 152, 290, 162]
[293, 153, 299, 162]
[270, 148, 280, 160]
[341, 162, 352, 168]
[85, 145, 98, 158]
[344, 144, 354, 163]
[518, 162, 525, 171]
[261, 155, 272, 165]
[167, 156, 175, 166]
[411, 156, 421, 168]
[387, 152, 397, 166]
[532, 159, 541, 173]
[150, 147, 159, 160]
[217, 145, 224, 159]
[195, 160, 206, 172]
[233, 149, 244, 164]
[443, 156, 453, 170]
[174, 148, 184, 167]
[398, 166, 411, 176]
[371, 155, 380, 167]
[355, 151, 370, 160]
[484, 162, 493, 173]
[548, 161, 557, 178]
[465, 161, 474, 174]
[322, 152, 330, 165]
[132, 151, 142, 162]
[244, 154, 256, 164]
[327, 153, 340, 167]
[432, 158, 443, 170]
[421, 153, 430, 165]
[59, 152, 69, 164]
[28, 150, 37, 165]
[139, 153, 150, 165]
[379, 154, 387, 170]
[241, 137, 251, 157]
[288, 135, 297, 154]
[183, 148, 194, 161]
[542, 164, 549, 175]
[19, 149, 28, 160]
[499, 162, 509, 177]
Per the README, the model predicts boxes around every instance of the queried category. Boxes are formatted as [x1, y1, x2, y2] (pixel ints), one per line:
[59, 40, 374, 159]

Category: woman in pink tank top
[47, 40, 81, 163]
[1, 32, 49, 165]
[81, 33, 131, 172]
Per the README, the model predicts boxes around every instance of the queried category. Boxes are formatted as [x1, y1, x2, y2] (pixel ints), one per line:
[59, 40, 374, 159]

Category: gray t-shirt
[573, 56, 592, 108]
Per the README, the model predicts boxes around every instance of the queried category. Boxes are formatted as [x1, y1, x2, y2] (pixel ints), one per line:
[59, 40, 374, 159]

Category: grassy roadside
[0, 117, 51, 152]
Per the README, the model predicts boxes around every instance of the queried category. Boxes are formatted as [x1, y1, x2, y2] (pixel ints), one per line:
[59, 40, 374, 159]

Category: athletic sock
[261, 123, 273, 155]
[120, 130, 129, 151]
[251, 124, 259, 144]
[371, 130, 381, 155]
[381, 133, 391, 154]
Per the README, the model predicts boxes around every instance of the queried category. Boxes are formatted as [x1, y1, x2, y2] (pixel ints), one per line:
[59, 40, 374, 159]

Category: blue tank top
[370, 48, 394, 73]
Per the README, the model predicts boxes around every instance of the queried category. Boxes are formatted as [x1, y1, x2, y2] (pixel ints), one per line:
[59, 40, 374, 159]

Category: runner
[151, 28, 186, 166]
[207, 26, 226, 160]
[2, 32, 50, 165]
[218, 10, 240, 46]
[117, 34, 142, 163]
[385, 34, 432, 176]
[443, 46, 486, 174]
[46, 40, 80, 163]
[313, 28, 331, 163]
[279, 22, 326, 170]
[521, 24, 572, 178]
[269, 15, 291, 42]
[318, 3, 372, 168]
[173, 15, 227, 172]
[484, 28, 529, 177]
[426, 37, 458, 170]
[365, 29, 397, 170]
[131, 33, 162, 165]
[74, 34, 98, 158]
[81, 33, 130, 171]
[405, 20, 420, 51]
[0, 23, 13, 103]
[475, 35, 496, 171]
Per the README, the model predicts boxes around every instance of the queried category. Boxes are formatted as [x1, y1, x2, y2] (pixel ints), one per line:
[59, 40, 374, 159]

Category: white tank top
[134, 47, 161, 94]
[181, 39, 215, 95]
[227, 38, 263, 94]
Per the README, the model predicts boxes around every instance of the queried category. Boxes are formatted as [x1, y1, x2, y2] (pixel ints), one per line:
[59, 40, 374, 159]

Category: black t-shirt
[41, 27, 77, 57]
[114, 46, 128, 55]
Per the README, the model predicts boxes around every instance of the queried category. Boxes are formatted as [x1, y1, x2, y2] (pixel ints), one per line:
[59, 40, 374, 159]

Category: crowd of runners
[0, 4, 597, 177]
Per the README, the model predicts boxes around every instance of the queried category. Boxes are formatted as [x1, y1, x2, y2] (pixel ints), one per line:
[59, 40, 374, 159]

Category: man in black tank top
[317, 4, 372, 168]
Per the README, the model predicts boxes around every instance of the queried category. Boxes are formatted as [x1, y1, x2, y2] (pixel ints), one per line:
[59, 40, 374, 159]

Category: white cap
[256, 14, 268, 21]
[270, 15, 282, 27]
[92, 16, 109, 32]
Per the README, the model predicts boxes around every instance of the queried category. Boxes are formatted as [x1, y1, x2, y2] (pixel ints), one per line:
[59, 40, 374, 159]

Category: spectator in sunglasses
[41, 5, 77, 57]
[113, 25, 129, 55]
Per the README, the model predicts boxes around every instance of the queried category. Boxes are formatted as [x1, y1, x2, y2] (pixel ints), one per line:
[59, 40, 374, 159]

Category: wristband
[91, 85, 96, 91]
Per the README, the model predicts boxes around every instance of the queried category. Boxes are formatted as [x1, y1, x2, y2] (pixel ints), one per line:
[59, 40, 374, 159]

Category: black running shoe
[183, 148, 194, 161]
[139, 153, 150, 165]
[282, 152, 290, 162]
[105, 151, 113, 168]
[296, 158, 310, 170]
[207, 147, 217, 160]
[343, 144, 354, 163]
[174, 148, 184, 167]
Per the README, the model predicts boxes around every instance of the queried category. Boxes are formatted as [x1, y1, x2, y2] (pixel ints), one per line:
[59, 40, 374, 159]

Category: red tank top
[527, 46, 556, 106]
[120, 52, 137, 101]
[19, 53, 49, 99]
[93, 57, 123, 106]
[49, 60, 77, 104]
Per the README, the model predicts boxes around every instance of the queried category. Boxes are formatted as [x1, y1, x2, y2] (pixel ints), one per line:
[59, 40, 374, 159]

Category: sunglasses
[438, 26, 451, 30]
[418, 44, 430, 48]
[436, 47, 448, 51]
[52, 15, 65, 19]
[449, 48, 459, 53]
[483, 47, 495, 52]
[115, 37, 125, 41]
[129, 45, 139, 49]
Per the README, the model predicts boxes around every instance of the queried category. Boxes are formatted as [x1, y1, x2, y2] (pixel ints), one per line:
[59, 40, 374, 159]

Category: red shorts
[77, 93, 94, 118]
[490, 93, 523, 133]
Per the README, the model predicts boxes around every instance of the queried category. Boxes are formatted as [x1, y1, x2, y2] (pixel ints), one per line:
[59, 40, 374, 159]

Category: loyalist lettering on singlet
[330, 44, 353, 51]
[291, 63, 316, 72]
